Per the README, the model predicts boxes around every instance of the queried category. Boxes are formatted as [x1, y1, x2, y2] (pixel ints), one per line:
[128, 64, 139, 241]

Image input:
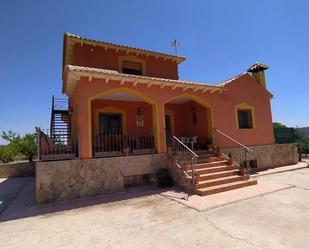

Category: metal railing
[171, 136, 199, 182]
[92, 129, 156, 157]
[37, 128, 77, 161]
[52, 96, 69, 111]
[213, 128, 253, 168]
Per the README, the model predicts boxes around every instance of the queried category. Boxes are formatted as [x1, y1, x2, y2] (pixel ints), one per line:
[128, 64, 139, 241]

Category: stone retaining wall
[249, 143, 298, 169]
[36, 153, 168, 204]
[0, 162, 35, 178]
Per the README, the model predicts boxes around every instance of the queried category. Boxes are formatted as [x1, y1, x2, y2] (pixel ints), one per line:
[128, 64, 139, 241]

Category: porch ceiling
[63, 65, 225, 97]
[168, 96, 191, 104]
[97, 92, 143, 102]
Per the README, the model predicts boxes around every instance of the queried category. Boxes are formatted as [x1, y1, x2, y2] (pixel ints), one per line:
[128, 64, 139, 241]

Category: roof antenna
[171, 40, 180, 55]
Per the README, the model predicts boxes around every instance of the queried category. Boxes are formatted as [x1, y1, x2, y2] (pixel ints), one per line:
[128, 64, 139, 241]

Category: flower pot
[172, 155, 179, 163]
[123, 147, 130, 155]
[195, 175, 200, 184]
[181, 164, 189, 173]
[239, 167, 247, 176]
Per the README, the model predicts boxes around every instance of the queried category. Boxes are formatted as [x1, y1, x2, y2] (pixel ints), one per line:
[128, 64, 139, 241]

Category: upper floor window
[122, 60, 143, 75]
[119, 55, 145, 76]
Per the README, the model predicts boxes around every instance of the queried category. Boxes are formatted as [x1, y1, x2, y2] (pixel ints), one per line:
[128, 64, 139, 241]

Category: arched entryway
[164, 94, 213, 150]
[88, 88, 159, 157]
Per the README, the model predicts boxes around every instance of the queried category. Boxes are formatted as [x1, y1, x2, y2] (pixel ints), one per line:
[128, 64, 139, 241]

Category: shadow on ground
[0, 179, 184, 223]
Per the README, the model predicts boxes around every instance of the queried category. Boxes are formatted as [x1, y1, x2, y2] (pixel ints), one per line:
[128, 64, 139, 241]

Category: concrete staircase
[189, 150, 257, 196]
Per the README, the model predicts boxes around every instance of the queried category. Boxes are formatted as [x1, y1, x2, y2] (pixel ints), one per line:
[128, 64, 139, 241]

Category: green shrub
[156, 168, 173, 187]
[1, 130, 37, 162]
[0, 145, 17, 163]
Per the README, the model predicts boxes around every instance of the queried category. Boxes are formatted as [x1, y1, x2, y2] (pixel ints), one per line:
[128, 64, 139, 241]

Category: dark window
[237, 110, 253, 129]
[122, 60, 142, 75]
[99, 113, 122, 134]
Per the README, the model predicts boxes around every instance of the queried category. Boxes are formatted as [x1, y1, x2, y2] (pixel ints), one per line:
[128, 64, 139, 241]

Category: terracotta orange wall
[91, 99, 153, 136]
[72, 73, 274, 158]
[211, 74, 275, 146]
[72, 43, 179, 79]
[165, 101, 209, 138]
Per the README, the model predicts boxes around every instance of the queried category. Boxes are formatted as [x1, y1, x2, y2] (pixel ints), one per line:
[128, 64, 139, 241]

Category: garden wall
[36, 153, 168, 204]
[0, 161, 35, 178]
[249, 143, 298, 169]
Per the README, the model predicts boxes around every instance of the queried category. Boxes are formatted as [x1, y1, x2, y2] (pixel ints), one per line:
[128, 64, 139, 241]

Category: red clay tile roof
[64, 32, 186, 63]
[63, 65, 225, 96]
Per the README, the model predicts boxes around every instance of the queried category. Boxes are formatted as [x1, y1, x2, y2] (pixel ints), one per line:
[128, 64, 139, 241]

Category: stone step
[188, 165, 238, 175]
[194, 160, 229, 169]
[195, 175, 249, 188]
[196, 153, 216, 159]
[196, 156, 224, 163]
[195, 179, 258, 196]
[195, 150, 215, 156]
[198, 169, 240, 181]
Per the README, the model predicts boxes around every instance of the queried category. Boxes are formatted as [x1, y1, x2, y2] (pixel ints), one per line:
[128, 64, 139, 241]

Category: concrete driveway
[0, 169, 309, 249]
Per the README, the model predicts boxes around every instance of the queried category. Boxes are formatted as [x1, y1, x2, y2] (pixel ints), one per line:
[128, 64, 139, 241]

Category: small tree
[1, 130, 37, 162]
[273, 122, 287, 129]
[19, 134, 37, 162]
[0, 145, 17, 163]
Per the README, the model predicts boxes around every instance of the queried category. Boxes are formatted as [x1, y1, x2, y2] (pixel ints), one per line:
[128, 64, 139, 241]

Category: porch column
[156, 102, 167, 153]
[77, 96, 92, 159]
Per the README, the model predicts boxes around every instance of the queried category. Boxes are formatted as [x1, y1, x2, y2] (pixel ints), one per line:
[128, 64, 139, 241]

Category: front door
[165, 115, 172, 146]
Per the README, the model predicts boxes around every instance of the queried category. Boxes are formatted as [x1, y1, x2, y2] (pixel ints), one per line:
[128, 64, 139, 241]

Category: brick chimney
[247, 62, 269, 88]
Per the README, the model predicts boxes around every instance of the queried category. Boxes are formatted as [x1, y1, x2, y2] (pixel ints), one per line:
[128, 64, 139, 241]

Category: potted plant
[172, 150, 179, 163]
[206, 138, 213, 150]
[227, 153, 233, 165]
[181, 163, 189, 173]
[122, 135, 130, 155]
[194, 173, 200, 184]
[167, 146, 172, 154]
[156, 168, 173, 187]
[239, 161, 247, 176]
[215, 146, 222, 157]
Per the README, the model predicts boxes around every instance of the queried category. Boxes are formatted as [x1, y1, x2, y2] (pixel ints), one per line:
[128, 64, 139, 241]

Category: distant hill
[298, 127, 309, 134]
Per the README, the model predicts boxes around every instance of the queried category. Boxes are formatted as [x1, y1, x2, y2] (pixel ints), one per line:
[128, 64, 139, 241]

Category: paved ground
[0, 177, 33, 214]
[1, 168, 309, 249]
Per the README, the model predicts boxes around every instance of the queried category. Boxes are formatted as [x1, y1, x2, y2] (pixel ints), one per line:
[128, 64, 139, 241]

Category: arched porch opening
[164, 94, 213, 150]
[88, 88, 159, 157]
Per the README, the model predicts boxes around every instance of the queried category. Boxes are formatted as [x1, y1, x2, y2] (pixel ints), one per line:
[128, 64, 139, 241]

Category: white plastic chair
[180, 137, 187, 144]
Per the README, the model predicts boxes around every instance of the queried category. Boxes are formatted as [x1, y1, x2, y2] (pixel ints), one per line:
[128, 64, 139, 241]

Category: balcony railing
[37, 128, 77, 161]
[92, 129, 156, 157]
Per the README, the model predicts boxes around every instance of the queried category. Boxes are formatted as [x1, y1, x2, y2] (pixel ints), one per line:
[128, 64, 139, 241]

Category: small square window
[122, 60, 142, 75]
[237, 109, 253, 129]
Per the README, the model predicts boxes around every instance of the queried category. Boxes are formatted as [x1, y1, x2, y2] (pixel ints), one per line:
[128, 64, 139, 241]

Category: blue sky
[0, 0, 308, 143]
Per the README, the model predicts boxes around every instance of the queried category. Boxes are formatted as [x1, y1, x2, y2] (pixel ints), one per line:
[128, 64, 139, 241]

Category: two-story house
[35, 33, 297, 204]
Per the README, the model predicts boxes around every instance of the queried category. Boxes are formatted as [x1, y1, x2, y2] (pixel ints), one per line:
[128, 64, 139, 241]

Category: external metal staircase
[37, 96, 76, 160]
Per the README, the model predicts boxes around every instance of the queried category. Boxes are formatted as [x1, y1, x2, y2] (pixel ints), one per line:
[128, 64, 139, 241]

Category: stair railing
[171, 136, 199, 183]
[213, 128, 253, 170]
